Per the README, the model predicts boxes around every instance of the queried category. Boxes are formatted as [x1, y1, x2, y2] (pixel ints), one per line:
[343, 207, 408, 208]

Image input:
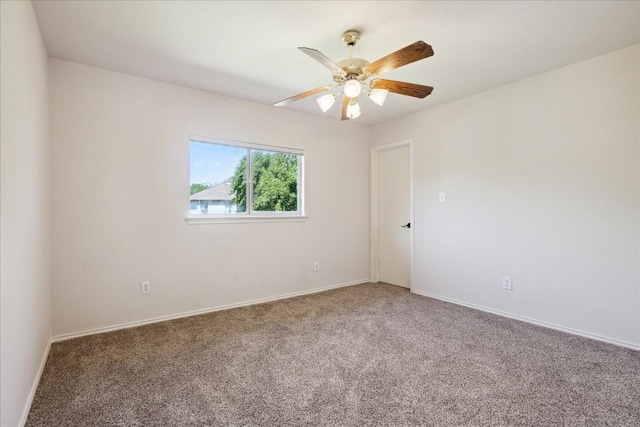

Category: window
[188, 136, 304, 223]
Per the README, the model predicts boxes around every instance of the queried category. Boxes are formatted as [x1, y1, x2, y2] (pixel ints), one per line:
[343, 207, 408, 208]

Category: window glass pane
[252, 150, 299, 212]
[189, 137, 303, 217]
[189, 142, 247, 214]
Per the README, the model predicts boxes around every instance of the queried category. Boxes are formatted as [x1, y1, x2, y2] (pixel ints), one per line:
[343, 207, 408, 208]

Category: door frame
[371, 139, 415, 290]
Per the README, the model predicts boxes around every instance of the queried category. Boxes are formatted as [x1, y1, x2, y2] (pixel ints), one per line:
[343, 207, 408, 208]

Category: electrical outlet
[313, 261, 320, 272]
[141, 281, 151, 295]
[502, 277, 512, 290]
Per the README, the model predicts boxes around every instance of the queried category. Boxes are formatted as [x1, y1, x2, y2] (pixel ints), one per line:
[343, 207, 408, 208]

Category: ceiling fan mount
[341, 30, 361, 47]
[275, 30, 434, 120]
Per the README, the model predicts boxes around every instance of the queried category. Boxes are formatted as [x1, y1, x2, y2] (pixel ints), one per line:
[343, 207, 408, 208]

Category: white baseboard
[52, 279, 369, 343]
[19, 339, 52, 427]
[411, 289, 640, 351]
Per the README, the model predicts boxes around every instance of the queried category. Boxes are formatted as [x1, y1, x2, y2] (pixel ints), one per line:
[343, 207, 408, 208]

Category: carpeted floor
[27, 283, 640, 426]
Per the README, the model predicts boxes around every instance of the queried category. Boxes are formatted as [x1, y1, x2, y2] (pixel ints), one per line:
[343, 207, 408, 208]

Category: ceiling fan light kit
[368, 88, 389, 106]
[317, 93, 337, 112]
[275, 30, 434, 121]
[343, 78, 362, 98]
[346, 98, 361, 119]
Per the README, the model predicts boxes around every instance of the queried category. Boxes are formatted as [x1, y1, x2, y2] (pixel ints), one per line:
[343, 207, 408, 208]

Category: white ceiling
[32, 1, 640, 126]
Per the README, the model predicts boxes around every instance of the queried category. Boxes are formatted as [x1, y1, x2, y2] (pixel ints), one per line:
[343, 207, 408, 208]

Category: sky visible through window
[190, 142, 245, 185]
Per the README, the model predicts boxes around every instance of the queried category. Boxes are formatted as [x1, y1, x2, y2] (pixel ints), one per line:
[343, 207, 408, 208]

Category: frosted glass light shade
[343, 79, 362, 98]
[346, 100, 361, 119]
[368, 88, 389, 106]
[316, 93, 336, 112]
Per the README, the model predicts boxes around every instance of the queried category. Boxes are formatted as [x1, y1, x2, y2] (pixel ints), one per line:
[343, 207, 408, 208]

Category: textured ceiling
[33, 1, 640, 125]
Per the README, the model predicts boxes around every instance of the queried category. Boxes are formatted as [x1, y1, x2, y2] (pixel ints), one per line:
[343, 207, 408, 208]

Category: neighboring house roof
[190, 183, 234, 201]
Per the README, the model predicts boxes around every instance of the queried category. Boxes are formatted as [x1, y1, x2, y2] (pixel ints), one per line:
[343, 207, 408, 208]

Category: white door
[378, 145, 410, 288]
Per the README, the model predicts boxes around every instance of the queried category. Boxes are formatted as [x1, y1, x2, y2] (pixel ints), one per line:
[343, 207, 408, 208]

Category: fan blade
[274, 86, 334, 107]
[298, 47, 347, 77]
[341, 95, 350, 121]
[370, 79, 433, 99]
[366, 41, 434, 76]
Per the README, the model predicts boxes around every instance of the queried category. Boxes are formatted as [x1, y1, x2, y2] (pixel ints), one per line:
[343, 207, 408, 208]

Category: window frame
[186, 135, 306, 224]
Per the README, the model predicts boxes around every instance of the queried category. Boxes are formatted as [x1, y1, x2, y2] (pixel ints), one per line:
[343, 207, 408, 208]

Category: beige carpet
[27, 283, 640, 426]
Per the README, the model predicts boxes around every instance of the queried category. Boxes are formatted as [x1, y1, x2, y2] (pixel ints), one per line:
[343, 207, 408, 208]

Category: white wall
[0, 1, 52, 426]
[372, 45, 640, 347]
[50, 59, 371, 337]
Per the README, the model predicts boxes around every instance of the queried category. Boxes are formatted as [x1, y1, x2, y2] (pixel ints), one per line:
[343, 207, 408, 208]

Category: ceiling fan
[274, 30, 434, 121]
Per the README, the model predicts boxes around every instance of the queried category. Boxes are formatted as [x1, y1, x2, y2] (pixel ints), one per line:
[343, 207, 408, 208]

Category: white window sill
[186, 215, 308, 225]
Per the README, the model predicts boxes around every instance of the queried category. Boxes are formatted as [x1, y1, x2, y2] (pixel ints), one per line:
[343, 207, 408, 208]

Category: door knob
[401, 223, 411, 228]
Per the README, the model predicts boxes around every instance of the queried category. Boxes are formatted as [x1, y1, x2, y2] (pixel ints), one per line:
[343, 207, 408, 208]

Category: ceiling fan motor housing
[334, 58, 371, 83]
